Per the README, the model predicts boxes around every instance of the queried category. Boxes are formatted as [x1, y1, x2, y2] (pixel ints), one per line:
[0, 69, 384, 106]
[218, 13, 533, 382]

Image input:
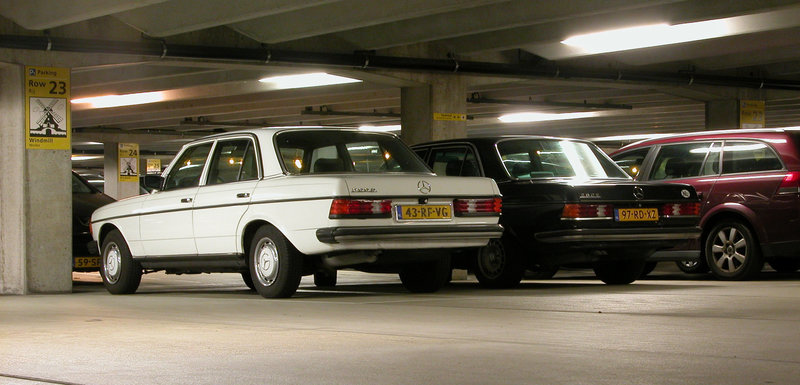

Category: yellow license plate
[615, 208, 658, 222]
[74, 257, 101, 269]
[396, 205, 452, 220]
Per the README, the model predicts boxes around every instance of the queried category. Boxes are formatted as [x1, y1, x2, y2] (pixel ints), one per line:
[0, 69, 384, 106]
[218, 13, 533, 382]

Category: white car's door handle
[180, 198, 193, 203]
[236, 193, 250, 198]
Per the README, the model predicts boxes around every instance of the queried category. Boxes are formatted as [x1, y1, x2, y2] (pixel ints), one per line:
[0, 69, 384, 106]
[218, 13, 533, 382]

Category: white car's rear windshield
[498, 139, 630, 180]
[276, 130, 431, 174]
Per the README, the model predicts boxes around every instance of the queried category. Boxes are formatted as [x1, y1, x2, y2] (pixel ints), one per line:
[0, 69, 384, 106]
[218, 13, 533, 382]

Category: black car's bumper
[535, 226, 702, 243]
[316, 224, 504, 244]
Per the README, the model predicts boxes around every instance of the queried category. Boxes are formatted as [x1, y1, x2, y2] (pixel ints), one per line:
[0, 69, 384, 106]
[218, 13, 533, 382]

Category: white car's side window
[206, 138, 259, 185]
[163, 143, 213, 190]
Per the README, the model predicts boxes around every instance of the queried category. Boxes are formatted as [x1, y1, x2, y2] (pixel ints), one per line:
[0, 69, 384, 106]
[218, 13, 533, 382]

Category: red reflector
[329, 199, 391, 216]
[780, 171, 800, 189]
[661, 202, 700, 216]
[453, 198, 502, 215]
[561, 203, 612, 218]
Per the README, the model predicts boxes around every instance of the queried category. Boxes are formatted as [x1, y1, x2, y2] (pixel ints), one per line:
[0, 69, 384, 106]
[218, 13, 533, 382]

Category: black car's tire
[474, 239, 525, 288]
[241, 272, 255, 290]
[314, 271, 337, 287]
[100, 229, 142, 294]
[399, 254, 451, 293]
[675, 259, 709, 274]
[525, 264, 559, 280]
[705, 220, 762, 281]
[593, 260, 646, 285]
[768, 258, 800, 273]
[248, 225, 303, 298]
[639, 261, 658, 278]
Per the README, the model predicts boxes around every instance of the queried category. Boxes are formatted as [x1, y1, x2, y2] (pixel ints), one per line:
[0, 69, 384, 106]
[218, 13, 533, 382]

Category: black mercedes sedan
[412, 136, 702, 287]
[72, 171, 115, 271]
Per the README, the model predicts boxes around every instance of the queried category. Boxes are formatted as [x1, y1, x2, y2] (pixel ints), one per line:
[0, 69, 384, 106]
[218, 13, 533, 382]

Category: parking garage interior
[3, 1, 800, 384]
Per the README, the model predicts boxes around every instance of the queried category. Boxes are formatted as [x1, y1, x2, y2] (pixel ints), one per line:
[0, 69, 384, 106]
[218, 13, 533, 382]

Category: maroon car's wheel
[705, 220, 762, 280]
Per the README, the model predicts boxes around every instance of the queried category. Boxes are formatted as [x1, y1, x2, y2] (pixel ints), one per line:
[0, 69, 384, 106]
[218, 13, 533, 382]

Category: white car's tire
[100, 229, 142, 294]
[248, 225, 302, 298]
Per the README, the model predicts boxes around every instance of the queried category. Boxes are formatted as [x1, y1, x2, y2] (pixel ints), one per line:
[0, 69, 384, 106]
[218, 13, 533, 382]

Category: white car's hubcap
[105, 243, 121, 283]
[255, 239, 279, 286]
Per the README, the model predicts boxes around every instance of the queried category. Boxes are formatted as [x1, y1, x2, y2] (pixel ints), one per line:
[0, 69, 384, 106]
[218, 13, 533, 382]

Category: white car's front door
[140, 142, 213, 256]
[192, 138, 261, 255]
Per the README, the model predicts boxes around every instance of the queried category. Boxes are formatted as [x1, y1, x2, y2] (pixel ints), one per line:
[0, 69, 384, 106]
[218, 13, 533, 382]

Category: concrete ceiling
[4, 0, 800, 167]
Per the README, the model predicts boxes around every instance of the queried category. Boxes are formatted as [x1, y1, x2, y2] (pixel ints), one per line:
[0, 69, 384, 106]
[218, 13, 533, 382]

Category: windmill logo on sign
[29, 97, 67, 137]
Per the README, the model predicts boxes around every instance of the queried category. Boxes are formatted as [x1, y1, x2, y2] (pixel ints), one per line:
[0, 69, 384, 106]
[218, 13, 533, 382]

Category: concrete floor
[2, 265, 800, 385]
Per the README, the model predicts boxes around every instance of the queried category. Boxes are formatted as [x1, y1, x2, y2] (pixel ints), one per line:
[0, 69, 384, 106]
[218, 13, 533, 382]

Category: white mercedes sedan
[90, 127, 503, 298]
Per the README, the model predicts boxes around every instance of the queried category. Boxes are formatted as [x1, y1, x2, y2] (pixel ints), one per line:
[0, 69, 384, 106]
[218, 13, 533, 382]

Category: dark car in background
[611, 128, 800, 280]
[413, 136, 702, 287]
[72, 172, 115, 271]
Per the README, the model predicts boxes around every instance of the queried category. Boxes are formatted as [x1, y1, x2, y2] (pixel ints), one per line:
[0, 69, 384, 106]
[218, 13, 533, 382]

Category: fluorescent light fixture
[71, 91, 164, 109]
[561, 19, 731, 54]
[358, 125, 401, 132]
[258, 73, 361, 90]
[591, 133, 670, 142]
[71, 155, 103, 161]
[498, 112, 598, 123]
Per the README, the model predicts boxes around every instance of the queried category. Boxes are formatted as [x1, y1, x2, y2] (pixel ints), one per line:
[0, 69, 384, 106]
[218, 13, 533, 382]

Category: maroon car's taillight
[561, 203, 613, 219]
[661, 202, 701, 216]
[453, 198, 502, 216]
[329, 198, 392, 218]
[778, 171, 800, 194]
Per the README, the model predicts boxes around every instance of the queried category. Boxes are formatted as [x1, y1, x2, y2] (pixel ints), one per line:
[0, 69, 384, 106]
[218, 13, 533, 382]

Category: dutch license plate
[615, 208, 658, 222]
[396, 205, 452, 220]
[74, 257, 101, 269]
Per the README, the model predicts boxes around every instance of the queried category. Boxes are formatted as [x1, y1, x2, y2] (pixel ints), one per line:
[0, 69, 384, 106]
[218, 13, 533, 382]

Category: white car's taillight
[329, 198, 392, 218]
[453, 198, 502, 216]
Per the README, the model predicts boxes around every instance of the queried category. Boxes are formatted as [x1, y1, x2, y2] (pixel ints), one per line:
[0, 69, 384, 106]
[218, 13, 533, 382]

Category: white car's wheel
[100, 229, 142, 294]
[248, 225, 302, 298]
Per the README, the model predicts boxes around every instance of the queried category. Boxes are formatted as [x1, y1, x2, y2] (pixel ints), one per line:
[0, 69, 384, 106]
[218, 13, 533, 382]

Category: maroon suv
[610, 128, 800, 280]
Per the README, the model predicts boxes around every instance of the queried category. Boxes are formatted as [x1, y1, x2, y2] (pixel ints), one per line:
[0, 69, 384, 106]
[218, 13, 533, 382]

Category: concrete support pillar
[401, 74, 467, 145]
[705, 100, 740, 130]
[103, 142, 140, 199]
[0, 63, 72, 294]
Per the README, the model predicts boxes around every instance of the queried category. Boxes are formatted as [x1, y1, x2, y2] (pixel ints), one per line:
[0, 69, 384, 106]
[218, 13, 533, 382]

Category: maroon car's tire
[593, 259, 645, 285]
[313, 271, 337, 288]
[474, 239, 525, 288]
[768, 258, 800, 273]
[248, 225, 302, 298]
[675, 259, 709, 274]
[399, 254, 451, 293]
[100, 229, 142, 294]
[705, 220, 763, 280]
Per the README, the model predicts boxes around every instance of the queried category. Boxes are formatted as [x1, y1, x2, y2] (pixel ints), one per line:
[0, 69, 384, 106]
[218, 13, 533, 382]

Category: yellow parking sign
[119, 143, 139, 182]
[25, 66, 71, 150]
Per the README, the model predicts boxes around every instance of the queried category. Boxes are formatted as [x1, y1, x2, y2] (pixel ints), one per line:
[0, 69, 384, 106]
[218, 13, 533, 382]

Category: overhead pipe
[4, 34, 800, 91]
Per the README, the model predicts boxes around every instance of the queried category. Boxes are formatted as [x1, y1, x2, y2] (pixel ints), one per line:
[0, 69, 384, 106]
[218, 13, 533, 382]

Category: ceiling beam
[0, 0, 166, 30]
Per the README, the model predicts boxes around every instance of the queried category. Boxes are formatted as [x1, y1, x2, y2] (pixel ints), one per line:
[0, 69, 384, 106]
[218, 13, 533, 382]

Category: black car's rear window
[497, 139, 630, 180]
[275, 130, 431, 174]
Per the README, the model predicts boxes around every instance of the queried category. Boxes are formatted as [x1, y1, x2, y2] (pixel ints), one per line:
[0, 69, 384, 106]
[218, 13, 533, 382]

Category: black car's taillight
[329, 199, 392, 218]
[561, 203, 613, 219]
[661, 202, 701, 216]
[453, 198, 502, 216]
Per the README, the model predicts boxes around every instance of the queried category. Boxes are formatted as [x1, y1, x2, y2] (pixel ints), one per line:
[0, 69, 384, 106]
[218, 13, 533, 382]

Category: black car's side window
[163, 142, 213, 190]
[649, 142, 715, 180]
[612, 148, 650, 178]
[206, 139, 259, 185]
[721, 140, 783, 174]
[429, 147, 481, 176]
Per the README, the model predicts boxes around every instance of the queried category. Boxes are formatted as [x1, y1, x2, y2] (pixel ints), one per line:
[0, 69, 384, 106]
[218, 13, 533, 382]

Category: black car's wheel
[675, 259, 709, 274]
[314, 270, 337, 287]
[639, 261, 658, 278]
[768, 258, 800, 273]
[241, 272, 255, 290]
[248, 225, 303, 298]
[705, 220, 762, 280]
[100, 229, 142, 294]
[593, 259, 646, 285]
[399, 254, 451, 293]
[474, 239, 525, 288]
